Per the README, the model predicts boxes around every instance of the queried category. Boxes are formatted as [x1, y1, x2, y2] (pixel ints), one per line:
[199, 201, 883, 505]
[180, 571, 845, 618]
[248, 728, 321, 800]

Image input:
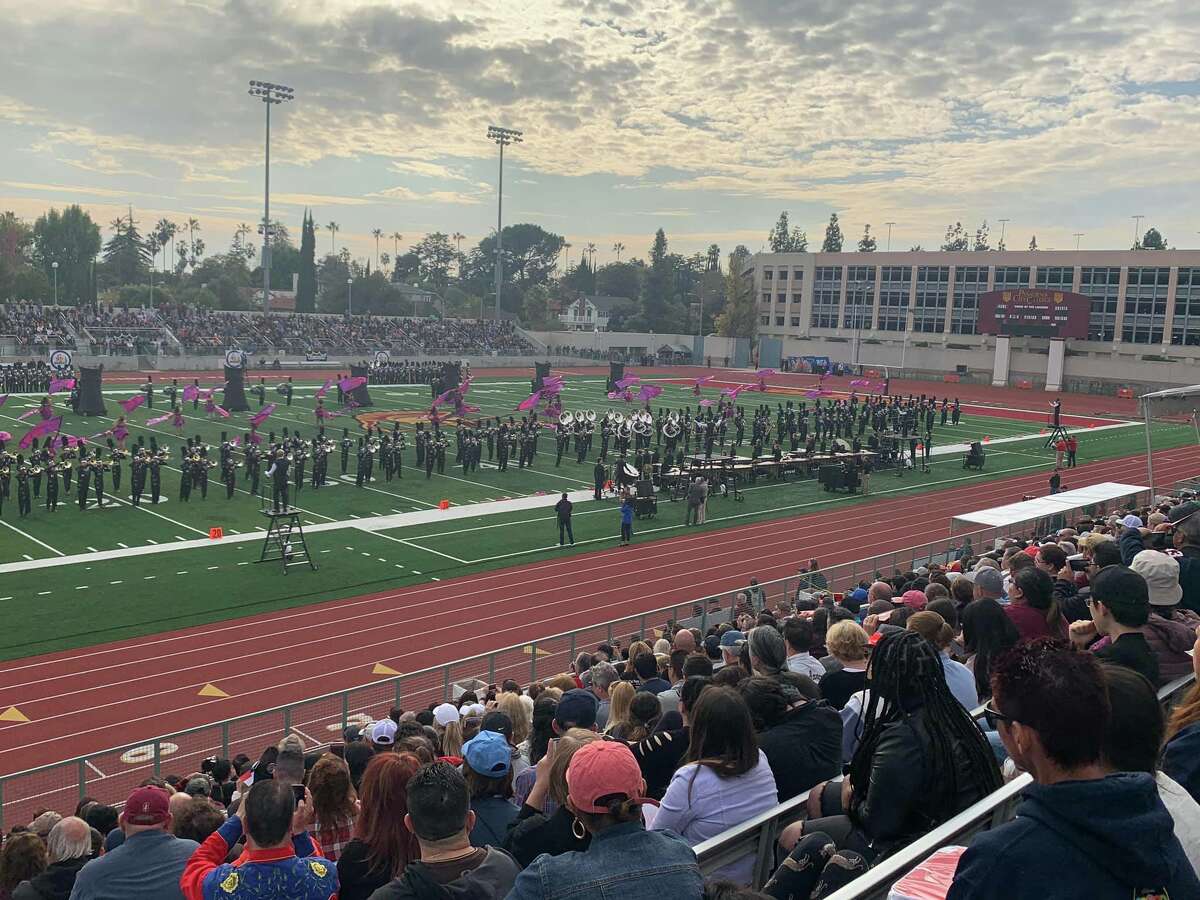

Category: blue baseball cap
[462, 729, 511, 777]
[719, 629, 746, 648]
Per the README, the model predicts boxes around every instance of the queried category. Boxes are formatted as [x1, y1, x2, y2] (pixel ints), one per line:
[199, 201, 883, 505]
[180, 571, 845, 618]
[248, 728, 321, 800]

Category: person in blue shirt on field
[619, 498, 634, 546]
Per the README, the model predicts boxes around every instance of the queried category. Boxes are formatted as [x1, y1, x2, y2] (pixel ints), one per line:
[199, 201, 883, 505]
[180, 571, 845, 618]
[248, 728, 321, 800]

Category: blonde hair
[540, 687, 564, 702]
[1078, 532, 1114, 555]
[439, 719, 464, 758]
[826, 620, 869, 662]
[604, 681, 635, 735]
[653, 638, 672, 656]
[496, 692, 531, 746]
[627, 641, 652, 666]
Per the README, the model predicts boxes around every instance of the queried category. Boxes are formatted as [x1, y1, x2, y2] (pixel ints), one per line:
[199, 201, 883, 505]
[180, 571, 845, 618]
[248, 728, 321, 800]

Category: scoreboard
[976, 288, 1090, 339]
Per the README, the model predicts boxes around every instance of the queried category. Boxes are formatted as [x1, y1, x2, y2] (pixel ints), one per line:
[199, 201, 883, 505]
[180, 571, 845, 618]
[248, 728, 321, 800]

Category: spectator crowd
[2, 491, 1199, 899]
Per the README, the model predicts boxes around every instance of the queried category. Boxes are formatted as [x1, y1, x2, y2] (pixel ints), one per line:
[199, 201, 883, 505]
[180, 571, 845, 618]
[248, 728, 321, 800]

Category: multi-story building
[748, 249, 1200, 389]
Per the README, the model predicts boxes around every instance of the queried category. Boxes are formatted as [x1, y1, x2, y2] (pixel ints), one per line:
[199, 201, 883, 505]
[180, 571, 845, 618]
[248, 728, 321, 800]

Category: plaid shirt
[314, 816, 354, 861]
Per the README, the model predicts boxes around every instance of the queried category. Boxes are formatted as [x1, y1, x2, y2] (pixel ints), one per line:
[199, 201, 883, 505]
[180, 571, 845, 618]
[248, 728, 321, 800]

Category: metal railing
[695, 671, 1197, 898]
[0, 497, 1154, 829]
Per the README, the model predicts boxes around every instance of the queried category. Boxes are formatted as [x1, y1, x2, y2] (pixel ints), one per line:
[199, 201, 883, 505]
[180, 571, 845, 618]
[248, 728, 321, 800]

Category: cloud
[370, 186, 485, 205]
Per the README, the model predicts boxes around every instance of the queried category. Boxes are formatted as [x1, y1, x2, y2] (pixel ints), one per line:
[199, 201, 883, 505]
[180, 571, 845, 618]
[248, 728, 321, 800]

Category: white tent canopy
[951, 481, 1148, 533]
[1141, 384, 1200, 401]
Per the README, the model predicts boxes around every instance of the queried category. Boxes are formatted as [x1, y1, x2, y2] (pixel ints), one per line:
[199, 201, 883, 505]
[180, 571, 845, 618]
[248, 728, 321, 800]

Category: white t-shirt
[1158, 771, 1200, 873]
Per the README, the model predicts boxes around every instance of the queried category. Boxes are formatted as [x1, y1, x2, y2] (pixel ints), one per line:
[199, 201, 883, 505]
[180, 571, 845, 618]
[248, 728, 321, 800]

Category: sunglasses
[982, 700, 1015, 730]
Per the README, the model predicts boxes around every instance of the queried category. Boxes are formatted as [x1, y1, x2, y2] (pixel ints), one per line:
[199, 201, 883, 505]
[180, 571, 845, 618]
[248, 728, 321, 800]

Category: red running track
[0, 443, 1196, 787]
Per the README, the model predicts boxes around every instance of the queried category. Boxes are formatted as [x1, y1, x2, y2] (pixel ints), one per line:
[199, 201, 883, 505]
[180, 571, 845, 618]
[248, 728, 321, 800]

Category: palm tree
[391, 231, 403, 261]
[452, 232, 466, 278]
[184, 218, 200, 270]
[164, 220, 178, 273]
[612, 241, 625, 262]
[585, 242, 597, 270]
[326, 222, 340, 255]
[371, 228, 383, 269]
[155, 218, 173, 272]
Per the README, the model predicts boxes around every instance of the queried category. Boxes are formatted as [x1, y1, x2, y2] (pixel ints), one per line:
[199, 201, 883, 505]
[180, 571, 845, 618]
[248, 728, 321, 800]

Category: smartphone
[1068, 556, 1087, 572]
[292, 784, 305, 804]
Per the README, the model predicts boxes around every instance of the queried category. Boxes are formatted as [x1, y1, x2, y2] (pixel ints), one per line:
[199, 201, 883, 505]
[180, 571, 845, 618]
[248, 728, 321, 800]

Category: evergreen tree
[789, 227, 808, 251]
[973, 220, 991, 251]
[857, 224, 877, 252]
[1141, 227, 1167, 250]
[768, 212, 792, 252]
[102, 209, 152, 286]
[641, 228, 673, 330]
[715, 252, 757, 337]
[1028, 235, 1039, 251]
[821, 213, 843, 252]
[295, 209, 317, 312]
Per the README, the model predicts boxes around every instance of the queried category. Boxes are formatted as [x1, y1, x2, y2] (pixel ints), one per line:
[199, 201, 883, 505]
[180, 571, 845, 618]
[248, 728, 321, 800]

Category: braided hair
[848, 631, 1000, 826]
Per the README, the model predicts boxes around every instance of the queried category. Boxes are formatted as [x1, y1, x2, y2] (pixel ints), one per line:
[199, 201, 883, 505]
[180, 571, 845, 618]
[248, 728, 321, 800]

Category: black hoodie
[12, 857, 89, 900]
[948, 772, 1200, 900]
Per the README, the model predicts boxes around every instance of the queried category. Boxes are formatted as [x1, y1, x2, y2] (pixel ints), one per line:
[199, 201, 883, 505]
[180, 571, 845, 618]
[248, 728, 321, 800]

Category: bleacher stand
[2, 490, 1199, 900]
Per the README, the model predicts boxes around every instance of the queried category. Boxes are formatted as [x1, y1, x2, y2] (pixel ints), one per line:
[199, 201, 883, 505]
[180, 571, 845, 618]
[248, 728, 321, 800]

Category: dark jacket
[1052, 577, 1088, 623]
[469, 797, 519, 849]
[849, 706, 995, 855]
[336, 839, 395, 900]
[12, 857, 88, 900]
[757, 701, 843, 801]
[503, 805, 589, 869]
[367, 847, 519, 900]
[947, 773, 1200, 900]
[627, 728, 688, 800]
[505, 822, 701, 900]
[1121, 528, 1200, 614]
[1163, 721, 1200, 805]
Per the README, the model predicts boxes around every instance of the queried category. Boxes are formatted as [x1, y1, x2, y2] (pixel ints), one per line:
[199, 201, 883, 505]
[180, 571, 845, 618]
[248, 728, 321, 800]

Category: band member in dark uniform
[335, 427, 349, 475]
[197, 450, 211, 500]
[191, 378, 201, 411]
[222, 454, 237, 499]
[252, 378, 266, 408]
[108, 441, 123, 495]
[179, 449, 192, 502]
[951, 398, 961, 426]
[284, 376, 294, 406]
[44, 459, 59, 511]
[166, 378, 178, 409]
[149, 450, 162, 504]
[92, 452, 107, 508]
[593, 459, 606, 500]
[355, 438, 367, 487]
[293, 446, 307, 494]
[246, 442, 261, 496]
[131, 450, 147, 507]
[267, 448, 290, 511]
[1050, 398, 1061, 429]
[17, 461, 32, 517]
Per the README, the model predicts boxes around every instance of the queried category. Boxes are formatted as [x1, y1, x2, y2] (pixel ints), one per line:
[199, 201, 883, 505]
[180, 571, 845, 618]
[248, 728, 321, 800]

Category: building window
[810, 265, 841, 329]
[761, 293, 771, 306]
[790, 316, 801, 327]
[843, 265, 875, 329]
[913, 266, 949, 332]
[777, 293, 787, 304]
[775, 316, 785, 326]
[994, 266, 1030, 286]
[877, 265, 912, 331]
[951, 265, 986, 334]
[760, 315, 770, 326]
[792, 269, 805, 284]
[1082, 266, 1120, 341]
[763, 270, 773, 280]
[1035, 266, 1073, 289]
[1122, 267, 1169, 343]
[1173, 268, 1200, 346]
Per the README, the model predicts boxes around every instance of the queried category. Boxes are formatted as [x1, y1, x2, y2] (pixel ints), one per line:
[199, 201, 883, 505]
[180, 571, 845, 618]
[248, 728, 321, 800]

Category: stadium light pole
[347, 277, 353, 317]
[884, 222, 896, 252]
[51, 261, 59, 307]
[487, 125, 523, 321]
[1132, 215, 1145, 249]
[1073, 232, 1084, 251]
[248, 80, 295, 315]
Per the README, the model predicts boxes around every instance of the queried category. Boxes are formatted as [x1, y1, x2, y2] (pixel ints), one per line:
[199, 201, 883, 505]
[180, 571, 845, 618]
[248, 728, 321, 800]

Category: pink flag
[614, 375, 640, 391]
[805, 389, 834, 398]
[201, 388, 216, 401]
[16, 408, 37, 421]
[120, 394, 147, 413]
[517, 392, 541, 412]
[86, 429, 112, 441]
[0, 395, 7, 408]
[0, 431, 11, 442]
[637, 385, 663, 402]
[458, 403, 481, 414]
[339, 376, 366, 393]
[755, 368, 776, 378]
[699, 399, 715, 407]
[316, 407, 335, 420]
[49, 377, 76, 394]
[214, 405, 230, 418]
[247, 431, 262, 445]
[113, 425, 130, 442]
[433, 388, 455, 407]
[182, 384, 200, 402]
[315, 378, 333, 398]
[250, 403, 276, 427]
[18, 415, 62, 450]
[146, 413, 172, 426]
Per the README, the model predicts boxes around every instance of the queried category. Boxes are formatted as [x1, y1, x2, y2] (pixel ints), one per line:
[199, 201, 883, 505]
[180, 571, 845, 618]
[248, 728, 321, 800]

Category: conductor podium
[256, 508, 317, 574]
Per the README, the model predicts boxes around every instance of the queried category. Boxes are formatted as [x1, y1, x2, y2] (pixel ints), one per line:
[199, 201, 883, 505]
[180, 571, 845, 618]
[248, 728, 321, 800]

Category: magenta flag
[181, 384, 200, 402]
[315, 378, 333, 398]
[755, 368, 776, 378]
[146, 413, 172, 426]
[614, 375, 640, 390]
[517, 392, 540, 412]
[0, 395, 7, 408]
[113, 425, 130, 442]
[316, 407, 334, 419]
[247, 431, 262, 445]
[339, 376, 366, 393]
[49, 378, 76, 394]
[120, 394, 147, 413]
[0, 431, 10, 442]
[16, 408, 37, 421]
[250, 403, 276, 427]
[214, 405, 230, 418]
[699, 399, 715, 407]
[637, 385, 663, 402]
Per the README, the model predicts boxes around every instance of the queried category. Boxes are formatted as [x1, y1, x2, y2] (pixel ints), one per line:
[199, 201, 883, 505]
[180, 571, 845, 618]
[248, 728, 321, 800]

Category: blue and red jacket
[180, 815, 338, 900]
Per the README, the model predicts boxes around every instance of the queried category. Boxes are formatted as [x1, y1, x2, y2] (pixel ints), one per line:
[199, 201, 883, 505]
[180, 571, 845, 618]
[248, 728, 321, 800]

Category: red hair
[354, 752, 421, 877]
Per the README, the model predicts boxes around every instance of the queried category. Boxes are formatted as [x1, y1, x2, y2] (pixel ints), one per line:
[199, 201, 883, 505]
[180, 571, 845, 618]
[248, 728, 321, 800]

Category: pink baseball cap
[900, 590, 927, 610]
[566, 741, 650, 814]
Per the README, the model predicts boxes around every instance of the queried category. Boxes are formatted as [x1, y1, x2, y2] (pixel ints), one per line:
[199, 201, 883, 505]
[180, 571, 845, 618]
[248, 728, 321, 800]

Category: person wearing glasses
[948, 641, 1199, 900]
[1067, 566, 1160, 686]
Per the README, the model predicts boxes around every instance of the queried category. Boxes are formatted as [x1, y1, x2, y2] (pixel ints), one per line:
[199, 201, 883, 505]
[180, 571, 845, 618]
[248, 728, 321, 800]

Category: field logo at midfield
[355, 410, 431, 429]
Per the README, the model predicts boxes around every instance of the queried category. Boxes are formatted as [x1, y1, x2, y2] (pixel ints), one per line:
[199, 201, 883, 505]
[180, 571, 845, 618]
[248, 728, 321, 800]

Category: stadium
[2, 6, 1200, 900]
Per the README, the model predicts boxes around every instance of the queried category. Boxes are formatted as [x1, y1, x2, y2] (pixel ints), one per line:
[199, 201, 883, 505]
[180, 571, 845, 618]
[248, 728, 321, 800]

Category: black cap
[1168, 501, 1199, 525]
[1091, 565, 1150, 623]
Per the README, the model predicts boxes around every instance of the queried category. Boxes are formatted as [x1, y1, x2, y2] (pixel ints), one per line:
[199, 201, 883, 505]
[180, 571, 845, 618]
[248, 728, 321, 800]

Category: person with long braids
[775, 631, 1001, 886]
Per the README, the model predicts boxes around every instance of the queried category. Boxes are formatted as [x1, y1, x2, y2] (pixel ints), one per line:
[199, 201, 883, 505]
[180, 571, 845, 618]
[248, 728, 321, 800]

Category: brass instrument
[559, 411, 574, 427]
[663, 419, 680, 439]
[29, 465, 43, 476]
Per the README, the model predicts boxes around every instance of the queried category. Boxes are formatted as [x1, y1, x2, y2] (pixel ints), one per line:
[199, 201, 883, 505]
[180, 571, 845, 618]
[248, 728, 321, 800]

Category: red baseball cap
[120, 786, 170, 826]
[1024, 545, 1041, 558]
[900, 590, 927, 610]
[566, 741, 650, 814]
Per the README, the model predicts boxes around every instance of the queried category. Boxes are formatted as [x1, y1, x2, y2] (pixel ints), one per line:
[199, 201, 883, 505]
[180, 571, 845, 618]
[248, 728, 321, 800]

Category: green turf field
[0, 375, 1193, 660]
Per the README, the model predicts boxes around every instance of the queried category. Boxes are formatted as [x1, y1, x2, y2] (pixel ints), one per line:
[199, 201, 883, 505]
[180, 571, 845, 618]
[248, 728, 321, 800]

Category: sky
[1, 0, 1199, 269]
